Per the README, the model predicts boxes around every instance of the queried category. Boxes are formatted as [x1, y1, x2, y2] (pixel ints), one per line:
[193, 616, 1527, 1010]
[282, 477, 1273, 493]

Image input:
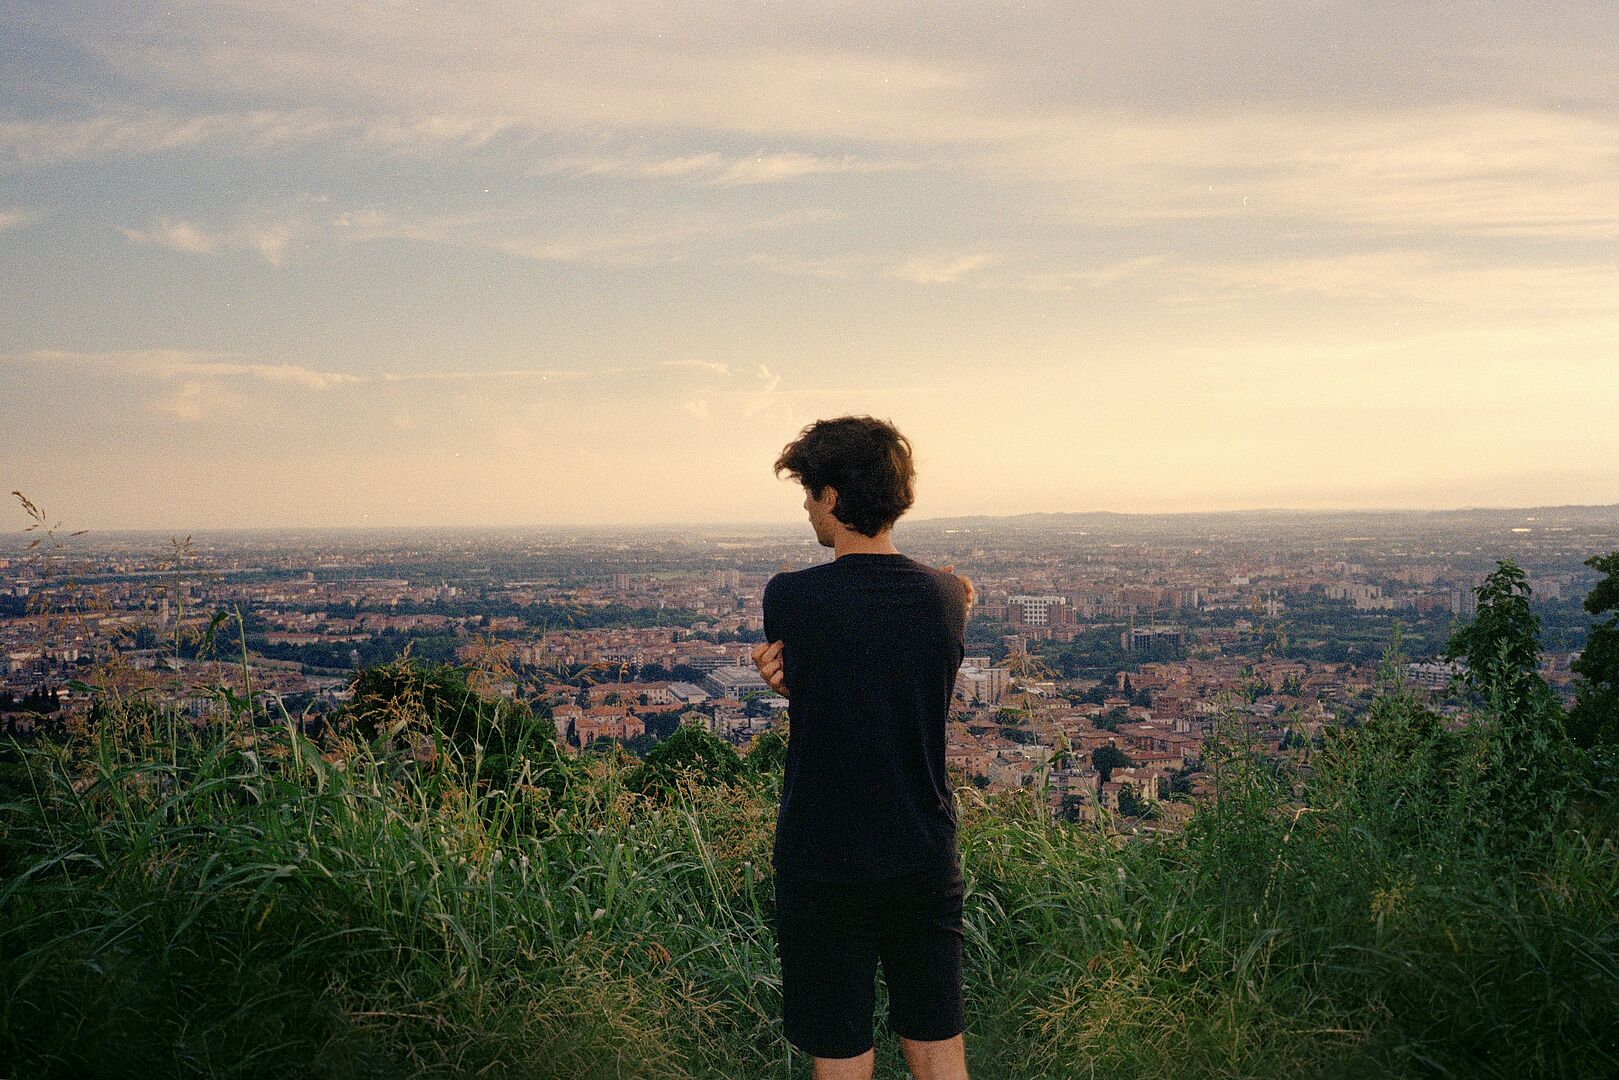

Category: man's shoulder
[915, 561, 969, 604]
[763, 568, 806, 604]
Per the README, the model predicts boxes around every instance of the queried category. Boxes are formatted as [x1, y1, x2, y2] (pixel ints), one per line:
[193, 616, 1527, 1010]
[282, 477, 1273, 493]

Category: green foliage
[343, 655, 490, 743]
[1312, 673, 1468, 855]
[1443, 560, 1582, 849]
[742, 725, 788, 779]
[337, 654, 575, 811]
[1181, 716, 1297, 912]
[1570, 550, 1619, 750]
[1079, 680, 1112, 706]
[1095, 705, 1129, 733]
[1445, 559, 1557, 717]
[1090, 743, 1133, 782]
[623, 722, 744, 801]
[0, 686, 777, 1079]
[1045, 629, 1133, 680]
[3, 609, 1617, 1079]
[1115, 783, 1154, 818]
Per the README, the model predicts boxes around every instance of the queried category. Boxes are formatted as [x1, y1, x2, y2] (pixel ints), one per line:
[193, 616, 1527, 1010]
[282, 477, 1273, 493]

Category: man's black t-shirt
[763, 552, 969, 883]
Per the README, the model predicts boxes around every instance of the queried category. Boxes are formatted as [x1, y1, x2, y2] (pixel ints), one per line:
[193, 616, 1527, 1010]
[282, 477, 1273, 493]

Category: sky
[3, 1, 1618, 531]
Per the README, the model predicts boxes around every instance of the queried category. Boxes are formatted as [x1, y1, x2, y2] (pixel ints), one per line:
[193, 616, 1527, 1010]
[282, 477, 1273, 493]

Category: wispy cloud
[5, 349, 784, 398]
[145, 379, 249, 422]
[374, 368, 587, 384]
[120, 211, 305, 265]
[470, 208, 841, 265]
[887, 252, 998, 284]
[536, 151, 913, 186]
[1158, 251, 1619, 311]
[119, 217, 219, 255]
[0, 107, 528, 171]
[996, 108, 1619, 236]
[0, 109, 342, 170]
[741, 252, 879, 280]
[121, 218, 282, 265]
[978, 255, 1169, 293]
[15, 348, 365, 389]
[0, 207, 30, 231]
[116, 201, 840, 269]
[331, 204, 841, 266]
[659, 360, 733, 375]
[680, 362, 783, 422]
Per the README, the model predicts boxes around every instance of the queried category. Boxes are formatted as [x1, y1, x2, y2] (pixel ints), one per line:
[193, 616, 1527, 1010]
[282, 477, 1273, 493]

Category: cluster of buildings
[3, 520, 1605, 832]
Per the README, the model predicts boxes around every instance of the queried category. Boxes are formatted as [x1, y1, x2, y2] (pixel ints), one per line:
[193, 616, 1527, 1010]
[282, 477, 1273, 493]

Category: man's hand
[941, 564, 976, 609]
[751, 639, 789, 698]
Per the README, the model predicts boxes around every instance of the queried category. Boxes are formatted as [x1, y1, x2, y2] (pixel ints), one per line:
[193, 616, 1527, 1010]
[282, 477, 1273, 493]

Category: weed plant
[1, 650, 1615, 1078]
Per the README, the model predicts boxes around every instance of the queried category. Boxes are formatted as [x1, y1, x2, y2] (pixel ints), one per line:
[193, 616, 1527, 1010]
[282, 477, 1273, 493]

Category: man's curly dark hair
[772, 415, 917, 537]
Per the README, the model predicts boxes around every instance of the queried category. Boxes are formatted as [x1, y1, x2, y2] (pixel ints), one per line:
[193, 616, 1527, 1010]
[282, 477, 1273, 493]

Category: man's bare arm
[751, 639, 789, 697]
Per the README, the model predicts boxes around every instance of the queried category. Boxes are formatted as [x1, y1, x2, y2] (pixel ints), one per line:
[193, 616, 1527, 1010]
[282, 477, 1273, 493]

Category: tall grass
[2, 668, 1615, 1079]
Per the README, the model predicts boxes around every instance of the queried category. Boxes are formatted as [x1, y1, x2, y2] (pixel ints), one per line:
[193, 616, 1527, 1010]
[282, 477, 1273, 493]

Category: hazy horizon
[9, 497, 1619, 538]
[5, 2, 1618, 529]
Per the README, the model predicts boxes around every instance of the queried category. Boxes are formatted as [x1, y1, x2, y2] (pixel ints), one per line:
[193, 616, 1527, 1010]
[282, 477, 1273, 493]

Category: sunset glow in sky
[4, 2, 1618, 529]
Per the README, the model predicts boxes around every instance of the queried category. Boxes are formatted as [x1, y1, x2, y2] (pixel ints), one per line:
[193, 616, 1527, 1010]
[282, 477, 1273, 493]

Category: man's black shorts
[773, 858, 965, 1060]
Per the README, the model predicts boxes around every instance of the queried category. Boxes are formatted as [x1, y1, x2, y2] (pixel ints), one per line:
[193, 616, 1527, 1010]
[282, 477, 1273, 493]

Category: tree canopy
[623, 722, 745, 801]
[1569, 550, 1619, 750]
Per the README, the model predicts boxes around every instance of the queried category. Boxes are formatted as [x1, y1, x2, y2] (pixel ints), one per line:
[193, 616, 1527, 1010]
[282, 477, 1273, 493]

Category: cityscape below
[5, 501, 1616, 831]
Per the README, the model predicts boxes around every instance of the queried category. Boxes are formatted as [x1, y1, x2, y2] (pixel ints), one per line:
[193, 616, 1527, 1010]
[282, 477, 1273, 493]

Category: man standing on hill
[751, 415, 975, 1080]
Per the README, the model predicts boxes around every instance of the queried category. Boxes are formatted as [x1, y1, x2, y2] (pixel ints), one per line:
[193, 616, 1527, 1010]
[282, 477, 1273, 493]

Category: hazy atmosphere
[4, 1, 1618, 528]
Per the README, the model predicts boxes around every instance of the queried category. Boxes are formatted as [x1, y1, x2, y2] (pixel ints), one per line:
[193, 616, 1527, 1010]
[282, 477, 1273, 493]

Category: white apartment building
[1008, 594, 1069, 627]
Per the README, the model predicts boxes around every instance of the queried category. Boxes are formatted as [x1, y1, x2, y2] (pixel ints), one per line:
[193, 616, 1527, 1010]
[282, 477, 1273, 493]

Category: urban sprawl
[5, 505, 1615, 832]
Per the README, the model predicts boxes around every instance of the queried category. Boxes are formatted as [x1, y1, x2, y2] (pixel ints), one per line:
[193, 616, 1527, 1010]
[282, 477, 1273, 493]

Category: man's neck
[832, 531, 902, 559]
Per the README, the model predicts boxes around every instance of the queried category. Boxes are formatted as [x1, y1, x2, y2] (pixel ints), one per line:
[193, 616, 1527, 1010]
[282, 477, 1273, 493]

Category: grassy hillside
[1, 654, 1615, 1079]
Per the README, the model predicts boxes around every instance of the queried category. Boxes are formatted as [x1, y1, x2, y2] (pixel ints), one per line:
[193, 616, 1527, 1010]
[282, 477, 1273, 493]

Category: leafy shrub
[623, 722, 744, 802]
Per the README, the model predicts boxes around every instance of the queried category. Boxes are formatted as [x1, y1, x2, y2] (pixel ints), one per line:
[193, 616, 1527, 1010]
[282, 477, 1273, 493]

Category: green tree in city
[1091, 744, 1133, 783]
[1116, 783, 1155, 819]
[1443, 559, 1577, 847]
[624, 722, 744, 801]
[1445, 559, 1557, 717]
[1095, 706, 1129, 733]
[1568, 550, 1619, 750]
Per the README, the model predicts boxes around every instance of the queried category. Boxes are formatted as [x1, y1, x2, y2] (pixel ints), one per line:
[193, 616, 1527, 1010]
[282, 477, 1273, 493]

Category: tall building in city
[1008, 594, 1068, 627]
[1123, 625, 1186, 658]
[955, 662, 1010, 705]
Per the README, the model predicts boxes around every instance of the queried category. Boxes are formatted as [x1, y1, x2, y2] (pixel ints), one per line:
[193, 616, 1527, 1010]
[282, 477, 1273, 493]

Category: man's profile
[751, 415, 975, 1080]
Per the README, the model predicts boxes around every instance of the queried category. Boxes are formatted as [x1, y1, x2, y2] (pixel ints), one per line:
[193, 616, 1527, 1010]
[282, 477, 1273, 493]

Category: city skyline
[5, 2, 1619, 529]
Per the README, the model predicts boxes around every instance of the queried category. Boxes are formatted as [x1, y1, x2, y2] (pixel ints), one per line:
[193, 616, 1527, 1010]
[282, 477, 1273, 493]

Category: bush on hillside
[742, 724, 787, 779]
[623, 721, 745, 801]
